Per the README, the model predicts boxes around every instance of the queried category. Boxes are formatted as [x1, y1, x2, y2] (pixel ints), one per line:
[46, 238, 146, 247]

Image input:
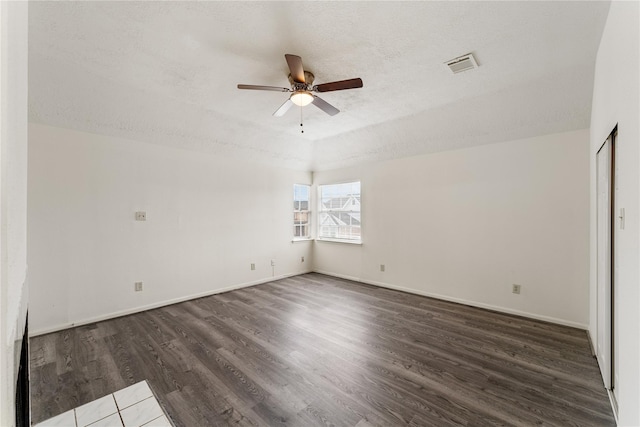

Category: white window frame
[293, 184, 311, 241]
[317, 181, 362, 244]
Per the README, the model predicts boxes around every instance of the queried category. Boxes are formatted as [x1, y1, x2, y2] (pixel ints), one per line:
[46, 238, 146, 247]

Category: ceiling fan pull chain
[300, 106, 304, 134]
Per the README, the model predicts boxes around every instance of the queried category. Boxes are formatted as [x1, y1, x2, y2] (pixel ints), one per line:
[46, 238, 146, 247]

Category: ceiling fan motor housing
[288, 71, 315, 90]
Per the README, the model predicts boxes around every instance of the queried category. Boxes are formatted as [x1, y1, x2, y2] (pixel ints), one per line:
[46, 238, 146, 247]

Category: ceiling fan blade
[285, 54, 305, 84]
[312, 96, 340, 116]
[314, 78, 363, 93]
[237, 84, 291, 92]
[273, 99, 294, 117]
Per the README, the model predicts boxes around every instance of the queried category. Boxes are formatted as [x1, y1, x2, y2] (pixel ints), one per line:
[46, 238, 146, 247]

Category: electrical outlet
[135, 211, 146, 221]
[512, 284, 521, 294]
[250, 263, 255, 271]
[135, 282, 143, 292]
[380, 264, 385, 272]
[271, 260, 275, 267]
[301, 256, 305, 263]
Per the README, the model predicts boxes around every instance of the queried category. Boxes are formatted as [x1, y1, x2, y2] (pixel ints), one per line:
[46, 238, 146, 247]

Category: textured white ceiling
[28, 1, 610, 171]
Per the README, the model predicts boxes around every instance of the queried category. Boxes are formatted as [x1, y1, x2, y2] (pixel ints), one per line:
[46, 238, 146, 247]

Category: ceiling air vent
[445, 53, 478, 74]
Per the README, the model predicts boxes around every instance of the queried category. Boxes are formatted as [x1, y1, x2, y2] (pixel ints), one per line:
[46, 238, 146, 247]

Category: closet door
[596, 134, 613, 390]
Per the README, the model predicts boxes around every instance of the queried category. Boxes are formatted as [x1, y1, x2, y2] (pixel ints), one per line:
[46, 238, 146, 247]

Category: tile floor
[34, 380, 173, 427]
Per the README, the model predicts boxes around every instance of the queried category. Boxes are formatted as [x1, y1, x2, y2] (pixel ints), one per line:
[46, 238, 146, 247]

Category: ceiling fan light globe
[290, 91, 314, 107]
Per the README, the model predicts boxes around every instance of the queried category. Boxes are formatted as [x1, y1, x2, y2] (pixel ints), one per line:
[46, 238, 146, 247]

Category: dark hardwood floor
[30, 273, 615, 426]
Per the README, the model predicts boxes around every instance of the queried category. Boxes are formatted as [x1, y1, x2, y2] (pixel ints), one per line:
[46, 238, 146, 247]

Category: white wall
[589, 1, 640, 425]
[28, 124, 312, 335]
[314, 130, 590, 328]
[0, 1, 29, 425]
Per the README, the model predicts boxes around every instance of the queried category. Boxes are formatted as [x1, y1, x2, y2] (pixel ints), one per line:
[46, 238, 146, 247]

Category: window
[293, 184, 310, 239]
[318, 181, 361, 242]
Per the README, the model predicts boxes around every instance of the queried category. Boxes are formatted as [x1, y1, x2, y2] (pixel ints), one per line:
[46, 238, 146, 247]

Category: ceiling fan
[237, 54, 363, 117]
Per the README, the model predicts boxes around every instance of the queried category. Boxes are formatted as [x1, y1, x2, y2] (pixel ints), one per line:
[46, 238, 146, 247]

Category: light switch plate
[135, 211, 146, 221]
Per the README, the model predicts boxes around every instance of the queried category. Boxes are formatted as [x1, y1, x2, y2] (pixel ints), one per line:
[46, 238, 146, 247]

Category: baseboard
[607, 388, 619, 425]
[586, 329, 597, 356]
[313, 270, 588, 330]
[30, 270, 312, 337]
[588, 330, 618, 423]
[32, 269, 587, 336]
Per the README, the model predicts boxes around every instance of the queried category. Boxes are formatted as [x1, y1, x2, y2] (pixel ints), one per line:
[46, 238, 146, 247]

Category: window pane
[294, 184, 309, 203]
[318, 181, 361, 241]
[293, 184, 311, 238]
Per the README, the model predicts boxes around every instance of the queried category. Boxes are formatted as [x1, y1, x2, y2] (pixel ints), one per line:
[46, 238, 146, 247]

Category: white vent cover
[445, 53, 478, 74]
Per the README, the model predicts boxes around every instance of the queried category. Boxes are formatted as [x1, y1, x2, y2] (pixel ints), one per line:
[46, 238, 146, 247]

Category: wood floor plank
[30, 273, 615, 426]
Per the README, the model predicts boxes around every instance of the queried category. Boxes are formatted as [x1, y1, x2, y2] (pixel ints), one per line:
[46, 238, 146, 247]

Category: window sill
[292, 238, 314, 243]
[316, 238, 362, 245]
